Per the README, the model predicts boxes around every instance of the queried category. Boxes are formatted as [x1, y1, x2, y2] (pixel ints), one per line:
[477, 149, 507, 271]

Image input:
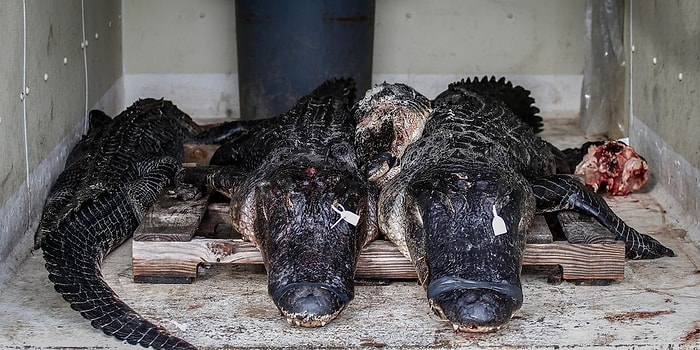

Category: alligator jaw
[284, 309, 344, 328]
[451, 321, 503, 333]
[426, 277, 523, 333]
[273, 282, 350, 328]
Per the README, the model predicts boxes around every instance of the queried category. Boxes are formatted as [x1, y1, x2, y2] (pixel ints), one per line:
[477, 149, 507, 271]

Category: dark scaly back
[211, 77, 357, 172]
[36, 99, 204, 349]
[428, 77, 554, 179]
[35, 111, 114, 249]
[434, 78, 674, 259]
[435, 76, 543, 134]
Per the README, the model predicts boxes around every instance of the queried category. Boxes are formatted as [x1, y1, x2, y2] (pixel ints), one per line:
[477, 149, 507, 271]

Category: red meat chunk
[574, 141, 649, 196]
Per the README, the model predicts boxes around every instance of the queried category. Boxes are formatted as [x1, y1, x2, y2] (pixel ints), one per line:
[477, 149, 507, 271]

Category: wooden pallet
[132, 144, 626, 284]
[132, 192, 626, 284]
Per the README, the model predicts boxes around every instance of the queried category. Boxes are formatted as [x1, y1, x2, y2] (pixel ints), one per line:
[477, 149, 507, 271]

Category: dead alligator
[35, 99, 246, 349]
[354, 77, 675, 332]
[353, 83, 432, 186]
[177, 78, 377, 327]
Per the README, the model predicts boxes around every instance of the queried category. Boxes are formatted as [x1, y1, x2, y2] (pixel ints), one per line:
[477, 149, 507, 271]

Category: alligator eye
[333, 144, 351, 158]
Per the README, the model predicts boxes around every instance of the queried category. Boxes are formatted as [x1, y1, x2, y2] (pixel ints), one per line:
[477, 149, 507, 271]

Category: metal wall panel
[631, 0, 700, 168]
[84, 0, 122, 110]
[1, 0, 123, 286]
[0, 1, 27, 207]
[123, 0, 237, 74]
[373, 0, 585, 75]
[24, 0, 86, 172]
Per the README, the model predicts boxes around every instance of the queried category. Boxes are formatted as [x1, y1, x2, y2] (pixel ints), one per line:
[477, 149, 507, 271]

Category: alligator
[354, 77, 675, 332]
[177, 78, 377, 327]
[35, 98, 247, 349]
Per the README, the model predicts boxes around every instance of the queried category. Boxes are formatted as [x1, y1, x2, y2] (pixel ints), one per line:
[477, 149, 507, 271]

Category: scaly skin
[36, 99, 246, 349]
[378, 84, 547, 332]
[356, 76, 674, 333]
[178, 78, 378, 327]
[353, 82, 432, 185]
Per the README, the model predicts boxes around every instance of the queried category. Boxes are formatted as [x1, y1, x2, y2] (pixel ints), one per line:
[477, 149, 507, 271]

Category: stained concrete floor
[1, 119, 699, 349]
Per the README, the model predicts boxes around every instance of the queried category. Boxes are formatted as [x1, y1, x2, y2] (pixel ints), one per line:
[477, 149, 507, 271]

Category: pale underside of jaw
[283, 309, 344, 328]
[429, 299, 510, 334]
[371, 164, 402, 188]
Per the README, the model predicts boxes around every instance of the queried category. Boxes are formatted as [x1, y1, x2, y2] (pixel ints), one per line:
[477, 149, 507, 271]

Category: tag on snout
[491, 205, 508, 236]
[330, 203, 360, 228]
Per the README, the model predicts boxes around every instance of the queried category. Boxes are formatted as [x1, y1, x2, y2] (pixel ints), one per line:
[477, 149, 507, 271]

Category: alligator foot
[532, 175, 675, 259]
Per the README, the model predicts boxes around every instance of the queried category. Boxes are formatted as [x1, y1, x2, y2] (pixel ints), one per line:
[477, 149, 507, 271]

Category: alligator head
[231, 158, 375, 327]
[381, 166, 533, 332]
[353, 83, 432, 186]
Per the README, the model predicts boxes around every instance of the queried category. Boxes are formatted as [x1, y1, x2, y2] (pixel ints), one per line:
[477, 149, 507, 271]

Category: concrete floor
[1, 119, 699, 349]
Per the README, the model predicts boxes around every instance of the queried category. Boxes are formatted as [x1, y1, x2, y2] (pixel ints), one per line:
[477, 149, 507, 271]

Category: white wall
[122, 0, 586, 119]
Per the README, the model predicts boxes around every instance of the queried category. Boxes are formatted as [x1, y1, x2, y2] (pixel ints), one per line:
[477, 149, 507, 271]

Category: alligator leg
[531, 175, 675, 259]
[34, 164, 88, 249]
[175, 165, 248, 199]
[129, 156, 182, 216]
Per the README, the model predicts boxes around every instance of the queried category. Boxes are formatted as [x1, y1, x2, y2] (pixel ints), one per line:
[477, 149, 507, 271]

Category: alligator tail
[289, 77, 357, 125]
[39, 160, 197, 349]
[444, 76, 543, 134]
[43, 260, 197, 350]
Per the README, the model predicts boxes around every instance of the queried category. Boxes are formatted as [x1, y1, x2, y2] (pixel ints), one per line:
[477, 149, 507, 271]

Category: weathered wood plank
[193, 203, 234, 238]
[522, 242, 625, 280]
[526, 215, 554, 244]
[355, 240, 416, 279]
[557, 210, 616, 244]
[133, 192, 210, 242]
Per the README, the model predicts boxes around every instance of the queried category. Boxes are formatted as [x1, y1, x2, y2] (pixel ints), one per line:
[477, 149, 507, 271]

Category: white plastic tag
[491, 205, 508, 236]
[330, 203, 360, 228]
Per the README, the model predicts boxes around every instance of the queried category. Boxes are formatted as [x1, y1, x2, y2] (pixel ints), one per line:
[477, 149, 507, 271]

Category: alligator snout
[427, 277, 523, 332]
[273, 282, 350, 327]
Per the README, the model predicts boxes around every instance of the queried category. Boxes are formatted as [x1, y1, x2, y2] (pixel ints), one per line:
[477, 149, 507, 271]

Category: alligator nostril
[272, 283, 350, 327]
